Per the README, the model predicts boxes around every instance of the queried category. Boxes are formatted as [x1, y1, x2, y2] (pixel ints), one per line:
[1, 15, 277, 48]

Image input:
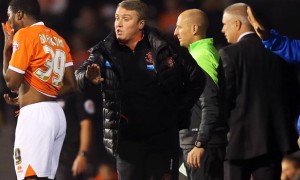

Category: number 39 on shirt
[34, 45, 66, 87]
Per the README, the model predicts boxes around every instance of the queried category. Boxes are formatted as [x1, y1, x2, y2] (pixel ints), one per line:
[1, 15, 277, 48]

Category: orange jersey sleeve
[9, 22, 74, 97]
[9, 29, 33, 74]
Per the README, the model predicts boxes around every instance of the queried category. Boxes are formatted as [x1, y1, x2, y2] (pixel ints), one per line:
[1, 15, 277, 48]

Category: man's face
[114, 7, 143, 44]
[7, 6, 22, 32]
[221, 12, 237, 44]
[174, 15, 193, 48]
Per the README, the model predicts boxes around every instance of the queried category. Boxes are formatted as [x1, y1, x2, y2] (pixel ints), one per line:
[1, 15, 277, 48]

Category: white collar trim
[237, 31, 255, 42]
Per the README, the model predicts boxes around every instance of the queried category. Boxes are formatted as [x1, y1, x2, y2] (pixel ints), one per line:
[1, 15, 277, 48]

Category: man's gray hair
[118, 0, 148, 21]
[224, 3, 251, 26]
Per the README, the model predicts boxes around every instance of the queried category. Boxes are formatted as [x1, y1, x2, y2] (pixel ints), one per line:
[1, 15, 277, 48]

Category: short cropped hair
[9, 0, 40, 20]
[224, 3, 250, 26]
[117, 0, 148, 21]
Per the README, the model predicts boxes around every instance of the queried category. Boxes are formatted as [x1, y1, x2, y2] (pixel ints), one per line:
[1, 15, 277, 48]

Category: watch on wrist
[78, 151, 88, 157]
[195, 141, 206, 148]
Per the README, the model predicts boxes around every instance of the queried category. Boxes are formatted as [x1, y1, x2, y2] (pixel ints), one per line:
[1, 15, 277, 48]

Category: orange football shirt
[9, 22, 73, 97]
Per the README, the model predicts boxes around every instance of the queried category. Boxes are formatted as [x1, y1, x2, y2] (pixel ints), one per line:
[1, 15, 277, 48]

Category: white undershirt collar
[237, 31, 255, 42]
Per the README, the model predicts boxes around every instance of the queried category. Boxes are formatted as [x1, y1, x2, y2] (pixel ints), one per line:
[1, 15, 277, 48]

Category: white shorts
[14, 102, 66, 180]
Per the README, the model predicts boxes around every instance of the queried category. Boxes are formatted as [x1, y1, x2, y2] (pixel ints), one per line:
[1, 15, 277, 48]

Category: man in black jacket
[75, 1, 206, 180]
[174, 9, 227, 180]
[219, 3, 299, 180]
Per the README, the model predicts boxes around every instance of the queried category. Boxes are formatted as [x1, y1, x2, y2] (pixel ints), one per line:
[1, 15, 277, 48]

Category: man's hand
[1, 22, 14, 53]
[72, 155, 87, 177]
[85, 64, 104, 85]
[187, 147, 205, 169]
[247, 7, 269, 40]
[2, 22, 14, 76]
[3, 93, 19, 106]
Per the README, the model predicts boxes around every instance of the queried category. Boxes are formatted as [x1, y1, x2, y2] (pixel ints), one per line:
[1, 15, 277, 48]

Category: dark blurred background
[1, 0, 300, 179]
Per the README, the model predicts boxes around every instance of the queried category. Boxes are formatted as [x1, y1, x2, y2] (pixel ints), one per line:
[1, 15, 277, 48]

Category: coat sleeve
[176, 47, 207, 129]
[262, 29, 300, 64]
[219, 48, 236, 118]
[196, 73, 220, 143]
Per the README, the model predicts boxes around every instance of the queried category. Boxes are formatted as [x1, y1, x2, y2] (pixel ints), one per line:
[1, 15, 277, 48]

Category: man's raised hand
[247, 6, 269, 40]
[85, 64, 104, 85]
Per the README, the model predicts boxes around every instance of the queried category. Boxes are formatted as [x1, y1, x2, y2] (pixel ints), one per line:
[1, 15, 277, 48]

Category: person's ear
[235, 20, 242, 30]
[138, 20, 145, 30]
[16, 10, 24, 20]
[192, 24, 198, 35]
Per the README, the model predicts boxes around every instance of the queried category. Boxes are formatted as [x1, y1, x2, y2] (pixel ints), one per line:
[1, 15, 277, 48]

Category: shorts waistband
[20, 101, 59, 111]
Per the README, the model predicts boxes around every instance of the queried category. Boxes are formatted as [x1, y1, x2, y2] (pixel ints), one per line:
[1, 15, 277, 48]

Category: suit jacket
[219, 33, 299, 160]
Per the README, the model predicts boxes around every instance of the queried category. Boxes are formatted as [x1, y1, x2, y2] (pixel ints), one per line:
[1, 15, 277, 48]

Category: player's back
[9, 22, 73, 98]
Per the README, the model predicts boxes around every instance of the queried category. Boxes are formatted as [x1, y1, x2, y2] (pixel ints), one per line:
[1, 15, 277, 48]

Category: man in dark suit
[219, 3, 299, 180]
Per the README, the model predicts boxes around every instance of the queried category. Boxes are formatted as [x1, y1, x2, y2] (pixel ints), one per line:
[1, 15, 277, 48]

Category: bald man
[219, 3, 298, 180]
[174, 9, 227, 180]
